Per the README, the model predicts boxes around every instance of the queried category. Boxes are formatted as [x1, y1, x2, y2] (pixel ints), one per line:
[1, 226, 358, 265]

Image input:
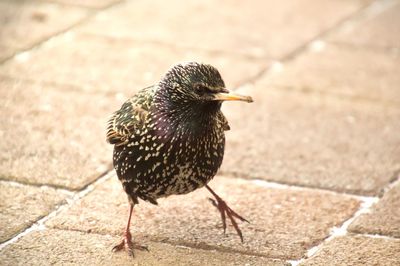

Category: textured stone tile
[264, 44, 400, 106]
[0, 181, 67, 243]
[328, 1, 400, 49]
[0, 78, 117, 189]
[349, 181, 400, 238]
[0, 0, 88, 61]
[301, 235, 400, 266]
[0, 229, 286, 266]
[46, 0, 121, 9]
[77, 0, 370, 58]
[0, 32, 268, 94]
[46, 176, 360, 260]
[220, 84, 400, 196]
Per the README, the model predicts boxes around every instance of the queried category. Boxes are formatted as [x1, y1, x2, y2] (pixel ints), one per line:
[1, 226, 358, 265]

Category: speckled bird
[106, 62, 253, 256]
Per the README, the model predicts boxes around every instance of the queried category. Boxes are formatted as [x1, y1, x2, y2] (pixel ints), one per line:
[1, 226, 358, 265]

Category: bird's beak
[212, 91, 253, 103]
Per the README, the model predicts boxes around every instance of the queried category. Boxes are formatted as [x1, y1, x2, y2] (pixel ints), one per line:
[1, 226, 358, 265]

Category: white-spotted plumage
[107, 63, 230, 205]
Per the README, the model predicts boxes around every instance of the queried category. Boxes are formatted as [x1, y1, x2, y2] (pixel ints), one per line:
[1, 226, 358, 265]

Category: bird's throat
[152, 99, 221, 140]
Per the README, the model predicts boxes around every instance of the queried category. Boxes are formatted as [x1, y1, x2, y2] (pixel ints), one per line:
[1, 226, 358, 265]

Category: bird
[106, 62, 253, 256]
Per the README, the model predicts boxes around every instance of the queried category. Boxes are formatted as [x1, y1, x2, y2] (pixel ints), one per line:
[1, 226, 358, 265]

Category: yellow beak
[212, 91, 253, 103]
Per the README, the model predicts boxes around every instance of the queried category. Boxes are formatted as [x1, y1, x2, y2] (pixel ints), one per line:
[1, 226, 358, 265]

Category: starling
[106, 62, 253, 256]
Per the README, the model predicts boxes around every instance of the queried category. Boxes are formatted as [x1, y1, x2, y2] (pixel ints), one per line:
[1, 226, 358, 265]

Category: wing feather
[106, 86, 156, 146]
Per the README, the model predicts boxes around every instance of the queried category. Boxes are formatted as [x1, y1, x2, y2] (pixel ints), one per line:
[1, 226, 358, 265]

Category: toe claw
[208, 198, 218, 208]
[133, 243, 149, 252]
[112, 241, 124, 253]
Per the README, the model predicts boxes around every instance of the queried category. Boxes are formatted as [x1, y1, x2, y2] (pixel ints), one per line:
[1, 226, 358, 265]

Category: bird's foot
[112, 230, 148, 257]
[208, 196, 250, 242]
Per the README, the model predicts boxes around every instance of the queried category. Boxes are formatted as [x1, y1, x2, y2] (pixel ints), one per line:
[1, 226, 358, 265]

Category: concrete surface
[77, 0, 372, 58]
[0, 78, 114, 189]
[221, 86, 400, 195]
[0, 33, 269, 94]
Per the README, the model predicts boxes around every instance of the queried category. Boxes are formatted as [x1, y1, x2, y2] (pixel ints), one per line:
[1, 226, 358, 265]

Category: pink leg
[112, 204, 148, 256]
[206, 185, 249, 242]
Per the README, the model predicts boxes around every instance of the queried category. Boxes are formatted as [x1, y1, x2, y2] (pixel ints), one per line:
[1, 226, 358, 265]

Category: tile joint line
[287, 193, 379, 266]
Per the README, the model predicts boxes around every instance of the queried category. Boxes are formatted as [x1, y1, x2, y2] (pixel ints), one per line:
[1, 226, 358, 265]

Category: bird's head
[154, 62, 253, 135]
[157, 62, 252, 107]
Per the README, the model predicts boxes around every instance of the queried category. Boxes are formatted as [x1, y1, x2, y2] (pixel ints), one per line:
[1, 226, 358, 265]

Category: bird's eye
[195, 84, 212, 95]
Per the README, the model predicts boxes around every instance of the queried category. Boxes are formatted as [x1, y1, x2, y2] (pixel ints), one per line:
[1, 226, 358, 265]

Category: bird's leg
[112, 204, 148, 256]
[206, 185, 249, 242]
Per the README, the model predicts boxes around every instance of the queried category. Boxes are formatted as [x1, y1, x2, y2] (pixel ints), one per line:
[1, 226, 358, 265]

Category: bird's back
[106, 85, 156, 146]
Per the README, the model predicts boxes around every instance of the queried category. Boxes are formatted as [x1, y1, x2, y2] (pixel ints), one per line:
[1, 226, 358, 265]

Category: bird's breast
[114, 125, 226, 201]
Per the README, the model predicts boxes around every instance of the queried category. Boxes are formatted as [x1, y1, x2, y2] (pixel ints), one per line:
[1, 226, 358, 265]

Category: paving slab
[0, 229, 285, 266]
[0, 32, 268, 94]
[301, 235, 400, 266]
[0, 181, 67, 243]
[349, 181, 400, 238]
[220, 83, 400, 196]
[77, 0, 371, 58]
[0, 0, 88, 61]
[46, 175, 360, 260]
[263, 43, 400, 106]
[328, 0, 400, 49]
[0, 78, 118, 189]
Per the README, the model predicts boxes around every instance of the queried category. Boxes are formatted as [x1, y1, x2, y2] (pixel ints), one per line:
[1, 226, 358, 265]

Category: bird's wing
[217, 111, 230, 131]
[106, 86, 156, 146]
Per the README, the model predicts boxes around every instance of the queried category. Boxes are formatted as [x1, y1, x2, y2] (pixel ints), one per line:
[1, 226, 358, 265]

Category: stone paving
[0, 0, 399, 265]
